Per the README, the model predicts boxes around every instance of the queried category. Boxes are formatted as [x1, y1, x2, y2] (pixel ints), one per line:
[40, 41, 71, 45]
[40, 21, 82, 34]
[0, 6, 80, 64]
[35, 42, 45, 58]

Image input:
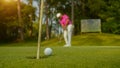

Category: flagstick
[37, 0, 44, 59]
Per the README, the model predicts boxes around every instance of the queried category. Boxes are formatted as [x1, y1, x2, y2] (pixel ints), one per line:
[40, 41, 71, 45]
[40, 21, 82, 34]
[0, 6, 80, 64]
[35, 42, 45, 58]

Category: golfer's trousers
[63, 24, 74, 46]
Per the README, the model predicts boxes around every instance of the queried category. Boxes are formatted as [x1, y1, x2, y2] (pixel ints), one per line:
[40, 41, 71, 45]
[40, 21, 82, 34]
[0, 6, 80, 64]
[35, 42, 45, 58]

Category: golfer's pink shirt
[60, 14, 72, 26]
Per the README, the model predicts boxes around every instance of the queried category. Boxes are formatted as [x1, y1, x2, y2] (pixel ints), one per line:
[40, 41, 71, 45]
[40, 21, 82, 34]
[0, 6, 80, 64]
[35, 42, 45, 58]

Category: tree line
[0, 0, 36, 42]
[0, 0, 120, 42]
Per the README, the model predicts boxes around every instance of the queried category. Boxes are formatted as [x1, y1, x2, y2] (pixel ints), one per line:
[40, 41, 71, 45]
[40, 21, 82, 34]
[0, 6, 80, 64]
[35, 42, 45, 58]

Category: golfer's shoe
[63, 44, 71, 47]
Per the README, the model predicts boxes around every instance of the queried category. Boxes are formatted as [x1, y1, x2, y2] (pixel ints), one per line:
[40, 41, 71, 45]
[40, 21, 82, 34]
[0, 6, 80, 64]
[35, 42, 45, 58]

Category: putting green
[0, 46, 120, 68]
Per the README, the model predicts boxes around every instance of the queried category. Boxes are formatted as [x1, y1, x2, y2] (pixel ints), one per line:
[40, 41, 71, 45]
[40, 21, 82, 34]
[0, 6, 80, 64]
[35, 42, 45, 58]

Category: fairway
[0, 46, 120, 68]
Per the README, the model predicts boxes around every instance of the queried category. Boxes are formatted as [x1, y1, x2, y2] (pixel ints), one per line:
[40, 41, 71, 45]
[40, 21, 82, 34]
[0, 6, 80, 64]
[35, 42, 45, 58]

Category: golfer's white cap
[56, 13, 61, 18]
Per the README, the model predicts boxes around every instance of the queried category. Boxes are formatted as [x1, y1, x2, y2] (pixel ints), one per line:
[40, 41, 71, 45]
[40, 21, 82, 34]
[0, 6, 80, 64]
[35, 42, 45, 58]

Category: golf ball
[44, 48, 52, 56]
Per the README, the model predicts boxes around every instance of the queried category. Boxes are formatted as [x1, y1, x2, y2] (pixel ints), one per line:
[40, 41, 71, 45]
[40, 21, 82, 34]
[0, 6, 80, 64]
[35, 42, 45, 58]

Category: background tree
[0, 0, 36, 42]
[1, 0, 120, 43]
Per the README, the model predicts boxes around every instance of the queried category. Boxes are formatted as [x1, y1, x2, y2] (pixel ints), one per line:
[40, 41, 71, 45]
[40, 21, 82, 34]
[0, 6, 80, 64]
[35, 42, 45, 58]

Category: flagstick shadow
[26, 54, 55, 59]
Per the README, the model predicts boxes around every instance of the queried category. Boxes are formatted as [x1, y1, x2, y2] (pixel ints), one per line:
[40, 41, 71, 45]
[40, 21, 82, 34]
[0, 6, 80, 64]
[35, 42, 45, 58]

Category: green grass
[42, 33, 120, 46]
[1, 33, 120, 47]
[0, 46, 120, 68]
[0, 33, 120, 68]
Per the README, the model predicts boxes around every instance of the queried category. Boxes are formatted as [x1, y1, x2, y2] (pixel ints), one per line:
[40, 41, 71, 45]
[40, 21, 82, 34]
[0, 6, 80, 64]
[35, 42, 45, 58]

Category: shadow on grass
[26, 55, 55, 59]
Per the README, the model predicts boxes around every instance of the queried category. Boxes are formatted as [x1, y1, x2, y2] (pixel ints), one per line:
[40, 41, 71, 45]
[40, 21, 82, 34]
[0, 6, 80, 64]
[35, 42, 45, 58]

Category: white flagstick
[37, 0, 44, 59]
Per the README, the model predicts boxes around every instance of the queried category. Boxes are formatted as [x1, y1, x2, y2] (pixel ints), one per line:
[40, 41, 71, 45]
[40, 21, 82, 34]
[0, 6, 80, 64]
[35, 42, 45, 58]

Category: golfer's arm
[61, 24, 65, 30]
[65, 19, 69, 27]
[61, 19, 69, 30]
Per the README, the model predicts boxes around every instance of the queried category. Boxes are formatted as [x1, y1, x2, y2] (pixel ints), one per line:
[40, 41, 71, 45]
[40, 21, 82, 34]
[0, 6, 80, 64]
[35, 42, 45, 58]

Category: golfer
[56, 13, 74, 47]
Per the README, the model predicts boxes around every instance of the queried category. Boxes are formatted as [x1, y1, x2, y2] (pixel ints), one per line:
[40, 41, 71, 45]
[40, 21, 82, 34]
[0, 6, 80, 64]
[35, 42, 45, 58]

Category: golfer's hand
[63, 26, 67, 30]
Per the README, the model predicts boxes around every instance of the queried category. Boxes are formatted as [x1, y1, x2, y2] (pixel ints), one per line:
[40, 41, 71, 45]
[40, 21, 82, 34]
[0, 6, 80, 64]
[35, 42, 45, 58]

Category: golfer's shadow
[26, 55, 55, 59]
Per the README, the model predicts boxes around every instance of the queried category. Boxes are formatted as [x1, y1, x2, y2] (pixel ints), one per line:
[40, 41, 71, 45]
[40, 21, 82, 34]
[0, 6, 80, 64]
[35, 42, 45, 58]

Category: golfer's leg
[63, 30, 68, 45]
[67, 24, 73, 46]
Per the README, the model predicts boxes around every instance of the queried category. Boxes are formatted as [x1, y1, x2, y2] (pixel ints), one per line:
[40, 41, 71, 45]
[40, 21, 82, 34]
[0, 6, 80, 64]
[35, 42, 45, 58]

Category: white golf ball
[44, 48, 52, 56]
